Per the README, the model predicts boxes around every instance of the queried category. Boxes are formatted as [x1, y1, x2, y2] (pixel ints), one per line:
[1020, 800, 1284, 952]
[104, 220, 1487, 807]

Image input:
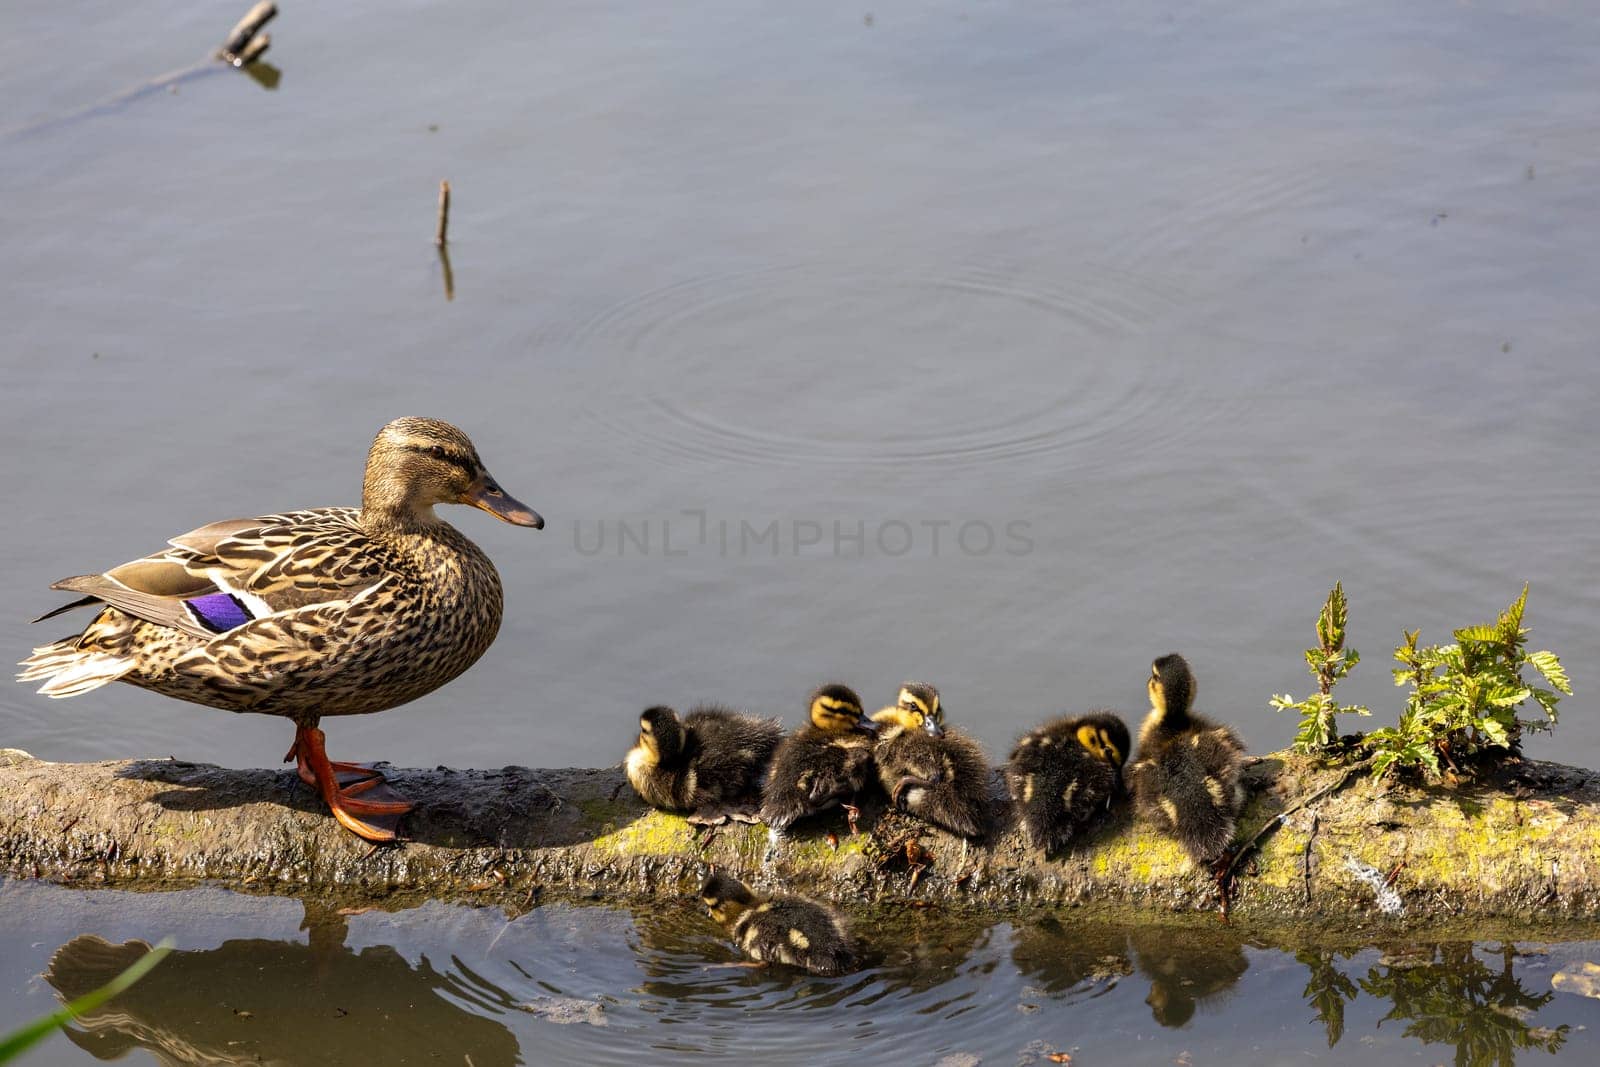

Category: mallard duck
[871, 682, 993, 839]
[18, 417, 542, 842]
[624, 704, 783, 821]
[699, 871, 858, 975]
[759, 684, 878, 834]
[1125, 653, 1247, 867]
[1006, 710, 1130, 853]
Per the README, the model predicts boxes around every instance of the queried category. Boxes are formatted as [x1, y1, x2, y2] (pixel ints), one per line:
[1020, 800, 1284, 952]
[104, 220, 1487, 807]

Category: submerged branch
[2, 748, 1598, 928]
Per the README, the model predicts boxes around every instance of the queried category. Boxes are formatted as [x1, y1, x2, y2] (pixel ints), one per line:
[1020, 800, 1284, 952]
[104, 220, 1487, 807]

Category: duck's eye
[429, 445, 449, 460]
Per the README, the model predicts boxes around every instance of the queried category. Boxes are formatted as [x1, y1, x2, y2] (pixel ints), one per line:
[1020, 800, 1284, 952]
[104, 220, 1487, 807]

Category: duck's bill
[856, 715, 880, 735]
[920, 716, 945, 738]
[461, 480, 544, 528]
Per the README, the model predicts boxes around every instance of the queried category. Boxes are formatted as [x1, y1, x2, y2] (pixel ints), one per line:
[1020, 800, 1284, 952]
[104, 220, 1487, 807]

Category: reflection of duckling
[1125, 654, 1247, 867]
[759, 684, 878, 833]
[624, 704, 783, 820]
[699, 871, 858, 976]
[1006, 710, 1130, 853]
[1129, 922, 1249, 1027]
[872, 682, 993, 839]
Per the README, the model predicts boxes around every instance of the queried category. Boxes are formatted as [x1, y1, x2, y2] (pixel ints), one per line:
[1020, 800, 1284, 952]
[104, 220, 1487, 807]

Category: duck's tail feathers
[17, 640, 135, 698]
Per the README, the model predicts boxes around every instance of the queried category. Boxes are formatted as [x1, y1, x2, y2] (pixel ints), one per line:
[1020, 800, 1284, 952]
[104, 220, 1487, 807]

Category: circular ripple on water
[560, 261, 1198, 480]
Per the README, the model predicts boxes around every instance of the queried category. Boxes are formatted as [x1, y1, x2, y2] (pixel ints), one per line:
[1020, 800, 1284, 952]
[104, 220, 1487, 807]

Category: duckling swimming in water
[1006, 710, 1130, 854]
[624, 704, 783, 822]
[759, 684, 878, 834]
[871, 682, 993, 840]
[1125, 654, 1247, 868]
[699, 871, 858, 976]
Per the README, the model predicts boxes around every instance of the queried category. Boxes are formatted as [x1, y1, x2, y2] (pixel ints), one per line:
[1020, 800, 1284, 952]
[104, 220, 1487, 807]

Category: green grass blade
[0, 939, 172, 1062]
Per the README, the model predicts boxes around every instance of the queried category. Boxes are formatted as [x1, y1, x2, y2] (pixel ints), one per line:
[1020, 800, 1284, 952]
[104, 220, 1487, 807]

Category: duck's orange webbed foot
[284, 735, 383, 790]
[285, 726, 413, 842]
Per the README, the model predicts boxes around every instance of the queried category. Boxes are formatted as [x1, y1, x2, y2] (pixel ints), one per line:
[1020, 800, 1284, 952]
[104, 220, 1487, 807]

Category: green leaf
[1454, 624, 1498, 645]
[1479, 719, 1510, 747]
[1529, 688, 1562, 722]
[1486, 686, 1532, 709]
[1498, 584, 1529, 637]
[1527, 650, 1572, 694]
[1318, 582, 1348, 653]
[0, 941, 172, 1063]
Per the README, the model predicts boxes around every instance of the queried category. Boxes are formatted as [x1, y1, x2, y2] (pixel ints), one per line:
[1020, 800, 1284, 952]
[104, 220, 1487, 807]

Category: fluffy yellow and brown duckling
[699, 871, 858, 976]
[624, 704, 783, 822]
[18, 417, 542, 842]
[1125, 654, 1247, 867]
[871, 682, 993, 840]
[759, 684, 878, 834]
[1006, 710, 1131, 854]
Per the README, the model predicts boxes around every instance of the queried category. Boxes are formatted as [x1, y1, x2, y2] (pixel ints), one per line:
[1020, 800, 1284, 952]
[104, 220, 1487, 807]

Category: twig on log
[435, 180, 452, 247]
[1223, 757, 1373, 890]
[1302, 812, 1319, 905]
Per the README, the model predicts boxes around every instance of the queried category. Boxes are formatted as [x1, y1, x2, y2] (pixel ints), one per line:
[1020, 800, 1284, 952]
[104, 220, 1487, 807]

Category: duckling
[624, 704, 783, 822]
[1006, 710, 1131, 854]
[759, 684, 878, 834]
[699, 871, 858, 976]
[871, 682, 993, 840]
[1125, 654, 1247, 868]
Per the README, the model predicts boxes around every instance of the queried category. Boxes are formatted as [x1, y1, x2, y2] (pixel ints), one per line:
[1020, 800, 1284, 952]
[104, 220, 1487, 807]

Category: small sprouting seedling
[1271, 582, 1370, 752]
[1367, 585, 1571, 780]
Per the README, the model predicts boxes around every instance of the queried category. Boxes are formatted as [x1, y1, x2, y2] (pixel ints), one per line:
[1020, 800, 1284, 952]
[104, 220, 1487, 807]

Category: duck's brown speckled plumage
[19, 418, 538, 730]
[42, 509, 504, 721]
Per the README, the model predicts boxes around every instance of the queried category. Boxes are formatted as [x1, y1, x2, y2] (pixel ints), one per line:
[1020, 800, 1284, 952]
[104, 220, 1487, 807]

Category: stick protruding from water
[435, 180, 452, 247]
[221, 2, 279, 60]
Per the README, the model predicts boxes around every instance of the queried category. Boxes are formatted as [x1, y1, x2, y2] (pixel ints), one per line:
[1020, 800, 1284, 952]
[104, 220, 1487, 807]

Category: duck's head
[1148, 654, 1195, 727]
[362, 417, 543, 530]
[699, 871, 757, 925]
[874, 681, 945, 737]
[1072, 712, 1131, 769]
[637, 706, 685, 763]
[809, 683, 877, 736]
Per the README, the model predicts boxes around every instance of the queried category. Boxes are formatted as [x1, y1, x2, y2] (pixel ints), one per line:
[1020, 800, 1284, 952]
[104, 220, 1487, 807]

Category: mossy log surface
[2, 748, 1599, 928]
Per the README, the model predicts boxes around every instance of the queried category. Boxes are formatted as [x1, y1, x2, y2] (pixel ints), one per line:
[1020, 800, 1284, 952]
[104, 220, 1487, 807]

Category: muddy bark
[3, 748, 1598, 928]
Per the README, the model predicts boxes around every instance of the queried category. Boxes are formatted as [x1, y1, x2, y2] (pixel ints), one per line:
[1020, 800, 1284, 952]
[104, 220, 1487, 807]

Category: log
[3, 747, 1599, 928]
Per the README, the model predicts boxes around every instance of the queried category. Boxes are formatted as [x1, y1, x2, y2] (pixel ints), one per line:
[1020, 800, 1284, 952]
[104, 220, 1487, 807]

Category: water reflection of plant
[1295, 949, 1359, 1048]
[1359, 942, 1568, 1067]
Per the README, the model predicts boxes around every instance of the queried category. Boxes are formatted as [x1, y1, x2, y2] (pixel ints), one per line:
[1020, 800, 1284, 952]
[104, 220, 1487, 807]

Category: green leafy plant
[1271, 581, 1370, 752]
[1367, 585, 1571, 780]
[0, 940, 171, 1063]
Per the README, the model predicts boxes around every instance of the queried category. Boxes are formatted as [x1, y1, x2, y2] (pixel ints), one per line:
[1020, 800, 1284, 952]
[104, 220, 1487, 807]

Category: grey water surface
[3, 0, 1599, 1062]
